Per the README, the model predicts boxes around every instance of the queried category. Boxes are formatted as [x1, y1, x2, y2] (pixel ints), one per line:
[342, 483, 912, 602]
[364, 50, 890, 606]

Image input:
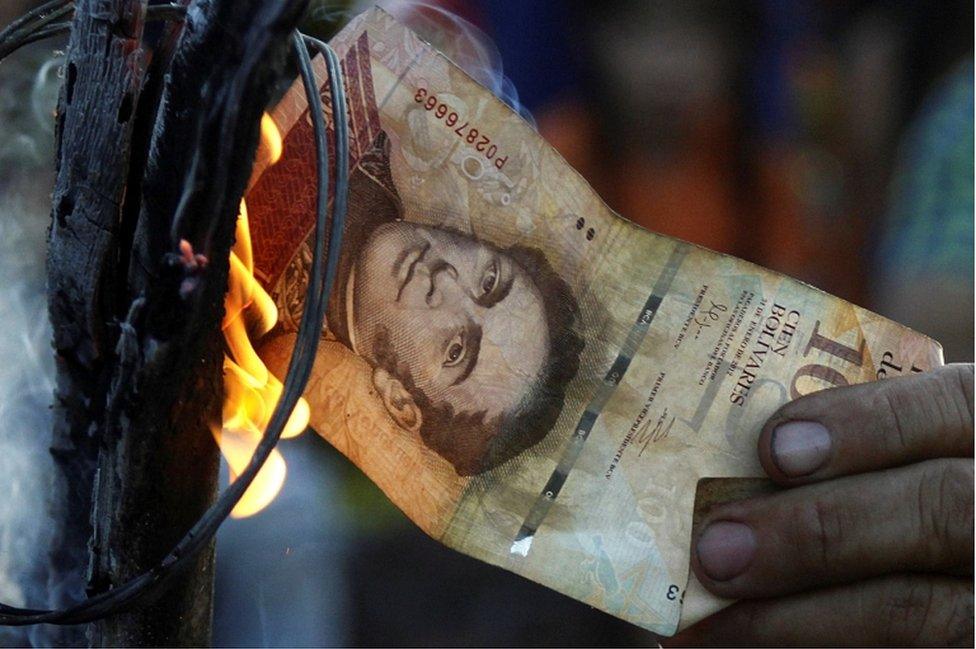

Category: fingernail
[771, 420, 831, 476]
[696, 521, 756, 581]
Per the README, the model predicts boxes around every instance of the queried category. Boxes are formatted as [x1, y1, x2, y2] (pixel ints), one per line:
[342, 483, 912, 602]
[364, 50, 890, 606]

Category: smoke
[0, 192, 57, 648]
[311, 0, 536, 127]
[0, 43, 68, 648]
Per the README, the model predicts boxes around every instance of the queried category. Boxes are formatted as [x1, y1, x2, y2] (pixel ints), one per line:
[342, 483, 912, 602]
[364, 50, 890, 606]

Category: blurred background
[0, 0, 972, 646]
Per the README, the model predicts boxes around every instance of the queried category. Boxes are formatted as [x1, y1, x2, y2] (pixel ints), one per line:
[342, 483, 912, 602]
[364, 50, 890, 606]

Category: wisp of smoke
[0, 43, 72, 648]
[315, 0, 536, 127]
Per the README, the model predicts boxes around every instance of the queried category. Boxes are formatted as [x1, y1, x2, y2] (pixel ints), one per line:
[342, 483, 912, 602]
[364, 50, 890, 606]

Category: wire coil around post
[0, 30, 348, 626]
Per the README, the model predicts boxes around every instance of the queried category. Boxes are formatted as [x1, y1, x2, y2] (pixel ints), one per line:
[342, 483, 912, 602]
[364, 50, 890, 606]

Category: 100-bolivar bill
[245, 8, 944, 636]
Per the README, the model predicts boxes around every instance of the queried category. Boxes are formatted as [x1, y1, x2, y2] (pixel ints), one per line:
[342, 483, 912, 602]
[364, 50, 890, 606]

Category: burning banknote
[243, 8, 943, 635]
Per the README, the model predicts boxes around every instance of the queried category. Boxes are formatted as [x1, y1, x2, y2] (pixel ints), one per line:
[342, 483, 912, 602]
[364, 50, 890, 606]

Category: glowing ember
[216, 114, 309, 519]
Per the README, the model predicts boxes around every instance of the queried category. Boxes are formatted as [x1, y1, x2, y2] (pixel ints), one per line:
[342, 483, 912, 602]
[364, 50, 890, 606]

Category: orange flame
[216, 113, 309, 518]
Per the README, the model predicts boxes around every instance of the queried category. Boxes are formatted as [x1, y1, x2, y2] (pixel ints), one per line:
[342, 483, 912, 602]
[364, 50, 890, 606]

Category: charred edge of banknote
[510, 244, 690, 556]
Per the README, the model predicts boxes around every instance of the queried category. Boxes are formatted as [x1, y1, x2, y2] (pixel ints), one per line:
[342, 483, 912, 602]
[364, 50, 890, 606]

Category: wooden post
[45, 0, 307, 644]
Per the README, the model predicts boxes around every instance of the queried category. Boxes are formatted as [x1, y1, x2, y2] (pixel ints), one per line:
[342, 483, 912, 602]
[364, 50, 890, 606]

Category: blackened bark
[45, 0, 307, 645]
[47, 2, 150, 644]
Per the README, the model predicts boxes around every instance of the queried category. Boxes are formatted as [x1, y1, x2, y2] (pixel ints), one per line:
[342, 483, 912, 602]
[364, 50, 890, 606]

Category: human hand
[670, 364, 974, 647]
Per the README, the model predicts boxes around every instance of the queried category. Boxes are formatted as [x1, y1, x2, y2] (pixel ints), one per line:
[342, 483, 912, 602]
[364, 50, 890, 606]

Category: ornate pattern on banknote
[248, 31, 382, 289]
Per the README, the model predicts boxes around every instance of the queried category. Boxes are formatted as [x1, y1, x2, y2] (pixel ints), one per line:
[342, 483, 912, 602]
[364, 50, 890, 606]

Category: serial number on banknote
[414, 87, 509, 170]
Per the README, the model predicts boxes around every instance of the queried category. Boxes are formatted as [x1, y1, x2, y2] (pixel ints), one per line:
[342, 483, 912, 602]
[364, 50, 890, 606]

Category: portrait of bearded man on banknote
[272, 129, 584, 476]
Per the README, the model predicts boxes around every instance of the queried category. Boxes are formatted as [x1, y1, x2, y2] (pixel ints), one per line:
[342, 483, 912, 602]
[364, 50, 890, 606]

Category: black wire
[0, 4, 185, 61]
[0, 0, 71, 46]
[0, 0, 71, 59]
[303, 34, 349, 303]
[0, 21, 69, 56]
[0, 30, 350, 626]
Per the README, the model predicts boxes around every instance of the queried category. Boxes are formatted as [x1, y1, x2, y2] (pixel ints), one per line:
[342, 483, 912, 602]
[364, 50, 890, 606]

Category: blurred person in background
[871, 59, 973, 363]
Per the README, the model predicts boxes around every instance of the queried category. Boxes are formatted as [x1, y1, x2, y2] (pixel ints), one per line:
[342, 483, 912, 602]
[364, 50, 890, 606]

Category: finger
[758, 363, 974, 484]
[691, 459, 973, 598]
[667, 575, 973, 647]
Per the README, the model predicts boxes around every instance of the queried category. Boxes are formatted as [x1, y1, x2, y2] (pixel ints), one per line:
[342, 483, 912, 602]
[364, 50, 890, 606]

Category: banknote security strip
[511, 243, 691, 556]
[0, 25, 350, 626]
